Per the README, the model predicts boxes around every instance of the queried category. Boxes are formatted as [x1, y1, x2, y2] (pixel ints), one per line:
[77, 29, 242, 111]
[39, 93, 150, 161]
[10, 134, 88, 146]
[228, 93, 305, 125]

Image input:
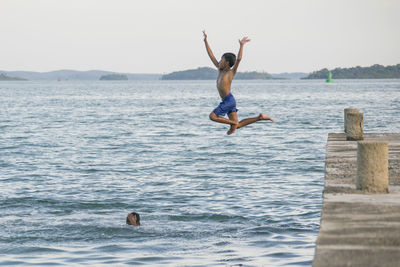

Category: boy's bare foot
[259, 113, 274, 122]
[227, 126, 236, 135]
[227, 121, 239, 135]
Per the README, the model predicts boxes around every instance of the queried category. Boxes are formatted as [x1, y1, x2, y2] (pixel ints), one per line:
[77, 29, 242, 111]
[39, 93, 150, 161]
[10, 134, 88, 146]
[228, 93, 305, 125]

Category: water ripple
[1, 79, 399, 266]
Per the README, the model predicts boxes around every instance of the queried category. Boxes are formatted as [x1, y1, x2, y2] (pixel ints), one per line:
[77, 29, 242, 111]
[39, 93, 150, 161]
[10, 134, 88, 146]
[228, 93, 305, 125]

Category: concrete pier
[345, 112, 364, 141]
[357, 141, 389, 192]
[344, 108, 359, 133]
[313, 133, 400, 267]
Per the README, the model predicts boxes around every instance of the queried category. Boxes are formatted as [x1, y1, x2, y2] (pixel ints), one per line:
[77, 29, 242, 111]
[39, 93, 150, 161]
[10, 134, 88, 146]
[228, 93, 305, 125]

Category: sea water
[1, 79, 399, 266]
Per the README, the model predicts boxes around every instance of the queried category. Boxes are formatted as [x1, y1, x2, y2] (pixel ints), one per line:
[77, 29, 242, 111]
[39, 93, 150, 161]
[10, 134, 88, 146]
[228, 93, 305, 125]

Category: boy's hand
[239, 36, 251, 46]
[203, 30, 218, 67]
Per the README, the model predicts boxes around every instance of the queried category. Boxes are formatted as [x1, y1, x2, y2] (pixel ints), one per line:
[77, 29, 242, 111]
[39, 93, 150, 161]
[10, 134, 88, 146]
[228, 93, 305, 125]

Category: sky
[1, 0, 400, 74]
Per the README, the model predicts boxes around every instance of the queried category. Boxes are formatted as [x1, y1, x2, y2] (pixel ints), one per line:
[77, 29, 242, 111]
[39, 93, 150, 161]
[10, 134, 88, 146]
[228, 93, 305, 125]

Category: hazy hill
[0, 70, 161, 80]
[271, 72, 308, 79]
[162, 67, 217, 80]
[161, 67, 273, 80]
[304, 64, 400, 79]
[99, 74, 128, 80]
[0, 73, 26, 81]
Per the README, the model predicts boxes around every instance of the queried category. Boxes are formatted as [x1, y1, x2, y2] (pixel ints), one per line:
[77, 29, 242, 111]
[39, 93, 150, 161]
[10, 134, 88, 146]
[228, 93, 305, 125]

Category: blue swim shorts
[213, 93, 238, 116]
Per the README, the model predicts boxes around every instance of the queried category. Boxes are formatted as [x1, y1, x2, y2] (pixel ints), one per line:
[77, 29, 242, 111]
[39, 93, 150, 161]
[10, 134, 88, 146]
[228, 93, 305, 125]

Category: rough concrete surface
[356, 141, 388, 192]
[344, 108, 359, 134]
[313, 133, 400, 267]
[345, 113, 364, 141]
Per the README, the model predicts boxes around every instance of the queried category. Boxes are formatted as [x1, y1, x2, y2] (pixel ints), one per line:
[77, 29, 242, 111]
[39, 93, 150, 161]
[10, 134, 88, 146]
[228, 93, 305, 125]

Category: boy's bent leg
[237, 113, 274, 129]
[227, 112, 239, 135]
[209, 112, 238, 126]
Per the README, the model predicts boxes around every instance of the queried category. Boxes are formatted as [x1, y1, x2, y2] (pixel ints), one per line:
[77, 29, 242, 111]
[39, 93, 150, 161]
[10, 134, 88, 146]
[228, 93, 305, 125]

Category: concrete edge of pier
[312, 133, 400, 267]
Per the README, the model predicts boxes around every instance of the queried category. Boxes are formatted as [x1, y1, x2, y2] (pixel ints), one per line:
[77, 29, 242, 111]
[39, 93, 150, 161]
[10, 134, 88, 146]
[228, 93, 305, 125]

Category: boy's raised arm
[203, 30, 219, 68]
[232, 36, 251, 75]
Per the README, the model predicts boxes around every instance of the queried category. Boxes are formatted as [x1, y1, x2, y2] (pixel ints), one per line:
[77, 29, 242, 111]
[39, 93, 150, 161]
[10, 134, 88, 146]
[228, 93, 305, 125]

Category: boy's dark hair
[222, 53, 236, 67]
[126, 212, 140, 225]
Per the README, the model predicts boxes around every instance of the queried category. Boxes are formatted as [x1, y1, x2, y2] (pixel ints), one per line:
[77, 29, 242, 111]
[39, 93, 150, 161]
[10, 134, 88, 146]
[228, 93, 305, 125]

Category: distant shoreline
[2, 63, 400, 81]
[303, 64, 400, 79]
[0, 73, 26, 81]
[0, 70, 161, 81]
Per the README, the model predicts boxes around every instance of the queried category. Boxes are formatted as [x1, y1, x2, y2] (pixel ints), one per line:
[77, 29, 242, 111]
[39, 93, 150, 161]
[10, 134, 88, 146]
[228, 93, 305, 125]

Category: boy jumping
[203, 30, 274, 135]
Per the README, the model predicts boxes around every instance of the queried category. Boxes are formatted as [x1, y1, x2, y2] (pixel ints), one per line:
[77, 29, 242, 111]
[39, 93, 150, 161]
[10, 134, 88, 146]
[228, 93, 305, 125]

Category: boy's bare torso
[217, 69, 234, 99]
[202, 30, 274, 135]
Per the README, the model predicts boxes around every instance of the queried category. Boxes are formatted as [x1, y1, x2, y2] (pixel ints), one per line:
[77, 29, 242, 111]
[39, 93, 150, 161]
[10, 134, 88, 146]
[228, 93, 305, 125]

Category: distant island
[271, 72, 308, 79]
[0, 73, 26, 81]
[0, 70, 161, 81]
[161, 67, 273, 80]
[99, 74, 128, 80]
[304, 64, 400, 79]
[2, 64, 398, 81]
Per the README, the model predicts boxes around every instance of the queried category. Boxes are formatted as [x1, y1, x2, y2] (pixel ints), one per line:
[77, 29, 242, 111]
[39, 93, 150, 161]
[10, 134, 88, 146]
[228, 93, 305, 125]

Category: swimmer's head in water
[126, 212, 141, 226]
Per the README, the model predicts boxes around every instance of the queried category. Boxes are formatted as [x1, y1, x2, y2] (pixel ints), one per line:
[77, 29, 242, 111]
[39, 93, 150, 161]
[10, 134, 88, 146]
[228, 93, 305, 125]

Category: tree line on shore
[2, 64, 400, 81]
[162, 64, 400, 80]
[161, 67, 273, 80]
[304, 64, 400, 79]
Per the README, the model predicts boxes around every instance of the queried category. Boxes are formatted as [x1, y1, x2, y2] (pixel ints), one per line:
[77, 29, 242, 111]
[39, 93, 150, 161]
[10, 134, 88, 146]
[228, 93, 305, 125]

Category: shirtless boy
[203, 30, 274, 135]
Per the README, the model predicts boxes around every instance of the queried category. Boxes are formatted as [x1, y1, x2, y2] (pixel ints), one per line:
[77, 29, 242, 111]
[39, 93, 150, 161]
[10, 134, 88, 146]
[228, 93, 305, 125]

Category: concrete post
[344, 108, 359, 133]
[356, 141, 389, 193]
[346, 112, 364, 141]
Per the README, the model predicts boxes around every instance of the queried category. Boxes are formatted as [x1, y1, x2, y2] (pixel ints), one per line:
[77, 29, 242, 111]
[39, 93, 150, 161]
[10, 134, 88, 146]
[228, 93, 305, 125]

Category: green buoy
[326, 71, 333, 83]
